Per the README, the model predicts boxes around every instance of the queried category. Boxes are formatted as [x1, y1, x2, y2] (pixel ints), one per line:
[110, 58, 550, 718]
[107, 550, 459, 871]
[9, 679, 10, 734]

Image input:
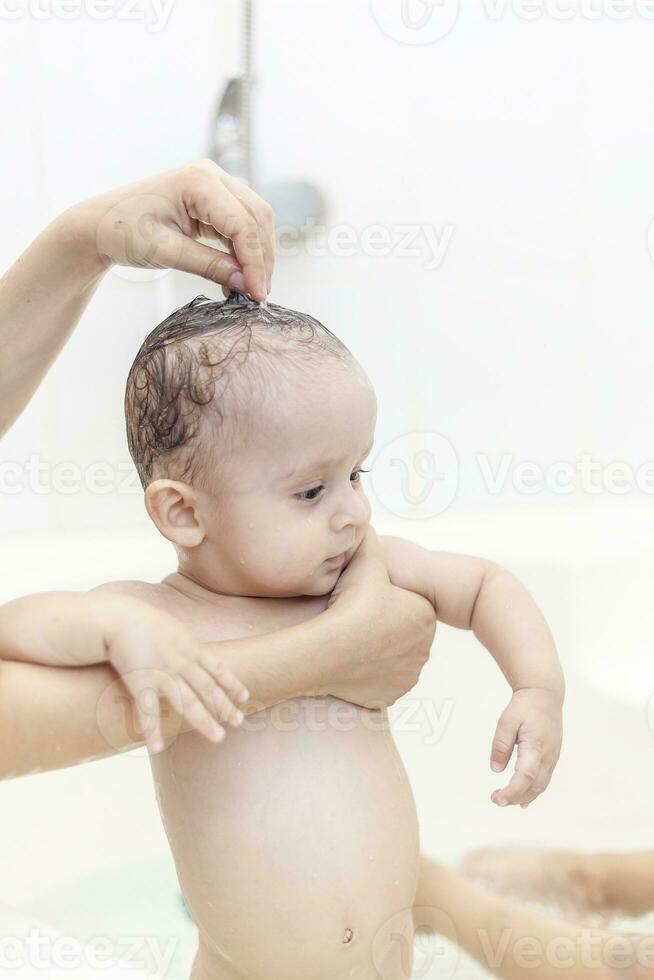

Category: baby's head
[125, 292, 375, 597]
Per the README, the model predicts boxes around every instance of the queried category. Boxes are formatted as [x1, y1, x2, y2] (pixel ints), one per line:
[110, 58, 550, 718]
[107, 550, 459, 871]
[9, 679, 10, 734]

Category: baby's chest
[176, 595, 326, 643]
[152, 696, 414, 874]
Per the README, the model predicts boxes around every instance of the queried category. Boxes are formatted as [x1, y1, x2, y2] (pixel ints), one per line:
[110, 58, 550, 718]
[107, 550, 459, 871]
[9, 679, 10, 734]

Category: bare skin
[120, 574, 421, 980]
[0, 531, 436, 778]
[461, 848, 654, 923]
[3, 352, 564, 979]
[416, 857, 654, 980]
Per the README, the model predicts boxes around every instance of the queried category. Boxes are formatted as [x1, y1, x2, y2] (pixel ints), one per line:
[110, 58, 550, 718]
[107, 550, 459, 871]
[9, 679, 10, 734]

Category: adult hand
[326, 527, 437, 707]
[76, 158, 274, 301]
[0, 159, 275, 436]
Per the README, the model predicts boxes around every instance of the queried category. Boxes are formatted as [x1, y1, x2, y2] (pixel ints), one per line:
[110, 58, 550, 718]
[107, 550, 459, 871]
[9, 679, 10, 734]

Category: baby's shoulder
[90, 578, 171, 611]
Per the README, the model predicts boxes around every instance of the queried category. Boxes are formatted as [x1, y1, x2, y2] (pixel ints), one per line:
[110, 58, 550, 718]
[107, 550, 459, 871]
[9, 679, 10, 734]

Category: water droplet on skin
[369, 855, 374, 861]
[394, 879, 399, 886]
[239, 557, 245, 565]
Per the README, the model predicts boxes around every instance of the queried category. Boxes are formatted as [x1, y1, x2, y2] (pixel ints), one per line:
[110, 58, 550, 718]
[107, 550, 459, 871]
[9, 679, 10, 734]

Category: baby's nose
[331, 485, 371, 531]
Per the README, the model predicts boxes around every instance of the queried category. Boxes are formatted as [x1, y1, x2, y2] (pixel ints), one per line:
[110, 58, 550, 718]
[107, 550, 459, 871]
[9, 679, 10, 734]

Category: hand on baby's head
[125, 292, 376, 599]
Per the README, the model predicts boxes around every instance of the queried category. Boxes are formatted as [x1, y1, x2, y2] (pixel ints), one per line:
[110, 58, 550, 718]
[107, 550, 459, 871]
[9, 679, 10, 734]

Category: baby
[3, 293, 564, 980]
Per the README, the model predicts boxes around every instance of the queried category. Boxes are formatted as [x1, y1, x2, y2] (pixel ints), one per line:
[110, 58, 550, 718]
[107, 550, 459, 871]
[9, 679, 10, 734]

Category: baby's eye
[351, 467, 371, 484]
[297, 485, 324, 501]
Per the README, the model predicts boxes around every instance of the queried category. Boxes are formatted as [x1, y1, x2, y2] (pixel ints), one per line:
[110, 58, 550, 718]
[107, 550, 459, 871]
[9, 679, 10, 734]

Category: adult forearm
[0, 659, 140, 777]
[203, 607, 345, 714]
[0, 591, 110, 667]
[0, 208, 106, 437]
[0, 607, 345, 779]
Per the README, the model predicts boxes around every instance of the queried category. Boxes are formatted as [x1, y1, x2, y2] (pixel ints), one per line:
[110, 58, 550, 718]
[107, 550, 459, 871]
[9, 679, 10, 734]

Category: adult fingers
[181, 174, 267, 301]
[221, 172, 275, 289]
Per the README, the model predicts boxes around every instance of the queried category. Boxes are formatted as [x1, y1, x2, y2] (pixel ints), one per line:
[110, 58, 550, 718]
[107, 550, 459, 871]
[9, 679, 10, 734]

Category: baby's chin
[272, 563, 345, 598]
[304, 562, 348, 597]
[238, 559, 349, 599]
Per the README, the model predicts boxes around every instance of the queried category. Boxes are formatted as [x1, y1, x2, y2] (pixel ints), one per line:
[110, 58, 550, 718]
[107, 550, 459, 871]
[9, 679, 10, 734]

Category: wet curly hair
[125, 291, 353, 489]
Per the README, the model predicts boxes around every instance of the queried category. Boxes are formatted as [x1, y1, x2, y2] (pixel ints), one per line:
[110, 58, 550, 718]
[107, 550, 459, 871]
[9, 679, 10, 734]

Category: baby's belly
[150, 697, 419, 980]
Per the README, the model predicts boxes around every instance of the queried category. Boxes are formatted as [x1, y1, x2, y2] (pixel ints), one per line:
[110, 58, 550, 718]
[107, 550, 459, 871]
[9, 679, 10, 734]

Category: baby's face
[191, 358, 376, 598]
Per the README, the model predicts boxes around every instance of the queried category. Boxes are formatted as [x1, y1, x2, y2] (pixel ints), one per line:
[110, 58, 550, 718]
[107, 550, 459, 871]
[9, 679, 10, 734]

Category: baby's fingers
[134, 686, 164, 754]
[490, 710, 520, 773]
[519, 758, 555, 808]
[167, 676, 226, 744]
[181, 661, 244, 728]
[492, 742, 542, 807]
[200, 653, 250, 706]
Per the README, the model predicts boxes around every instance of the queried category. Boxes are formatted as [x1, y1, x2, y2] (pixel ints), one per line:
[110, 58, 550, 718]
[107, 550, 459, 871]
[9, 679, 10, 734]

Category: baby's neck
[163, 568, 323, 610]
[160, 569, 329, 638]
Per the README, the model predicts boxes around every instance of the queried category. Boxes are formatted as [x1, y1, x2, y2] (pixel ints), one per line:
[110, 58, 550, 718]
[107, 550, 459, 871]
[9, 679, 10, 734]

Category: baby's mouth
[325, 553, 346, 567]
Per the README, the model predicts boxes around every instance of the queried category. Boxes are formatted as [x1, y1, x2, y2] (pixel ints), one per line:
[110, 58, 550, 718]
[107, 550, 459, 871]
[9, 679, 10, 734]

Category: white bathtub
[1, 501, 652, 978]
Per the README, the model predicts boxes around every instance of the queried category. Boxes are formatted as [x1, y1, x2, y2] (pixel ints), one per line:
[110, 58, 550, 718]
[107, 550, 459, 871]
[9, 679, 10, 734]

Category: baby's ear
[144, 479, 205, 548]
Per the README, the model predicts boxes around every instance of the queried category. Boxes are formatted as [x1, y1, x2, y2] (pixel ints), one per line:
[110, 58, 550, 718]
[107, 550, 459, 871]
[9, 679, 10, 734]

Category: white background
[2, 0, 654, 535]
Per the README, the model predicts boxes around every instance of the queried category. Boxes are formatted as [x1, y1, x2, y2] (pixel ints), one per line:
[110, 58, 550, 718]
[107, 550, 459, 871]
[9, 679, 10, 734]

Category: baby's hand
[490, 687, 563, 808]
[97, 595, 249, 754]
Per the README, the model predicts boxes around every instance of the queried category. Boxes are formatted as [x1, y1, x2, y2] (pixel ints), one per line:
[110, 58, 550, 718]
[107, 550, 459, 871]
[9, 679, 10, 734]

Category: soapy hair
[125, 291, 352, 488]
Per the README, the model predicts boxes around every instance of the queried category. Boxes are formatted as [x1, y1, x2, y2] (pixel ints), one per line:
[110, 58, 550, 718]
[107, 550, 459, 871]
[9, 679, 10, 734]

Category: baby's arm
[379, 535, 564, 808]
[0, 590, 248, 752]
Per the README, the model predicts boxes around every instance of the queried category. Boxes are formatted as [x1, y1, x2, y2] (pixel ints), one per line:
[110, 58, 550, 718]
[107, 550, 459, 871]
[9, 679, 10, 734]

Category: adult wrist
[48, 203, 109, 284]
